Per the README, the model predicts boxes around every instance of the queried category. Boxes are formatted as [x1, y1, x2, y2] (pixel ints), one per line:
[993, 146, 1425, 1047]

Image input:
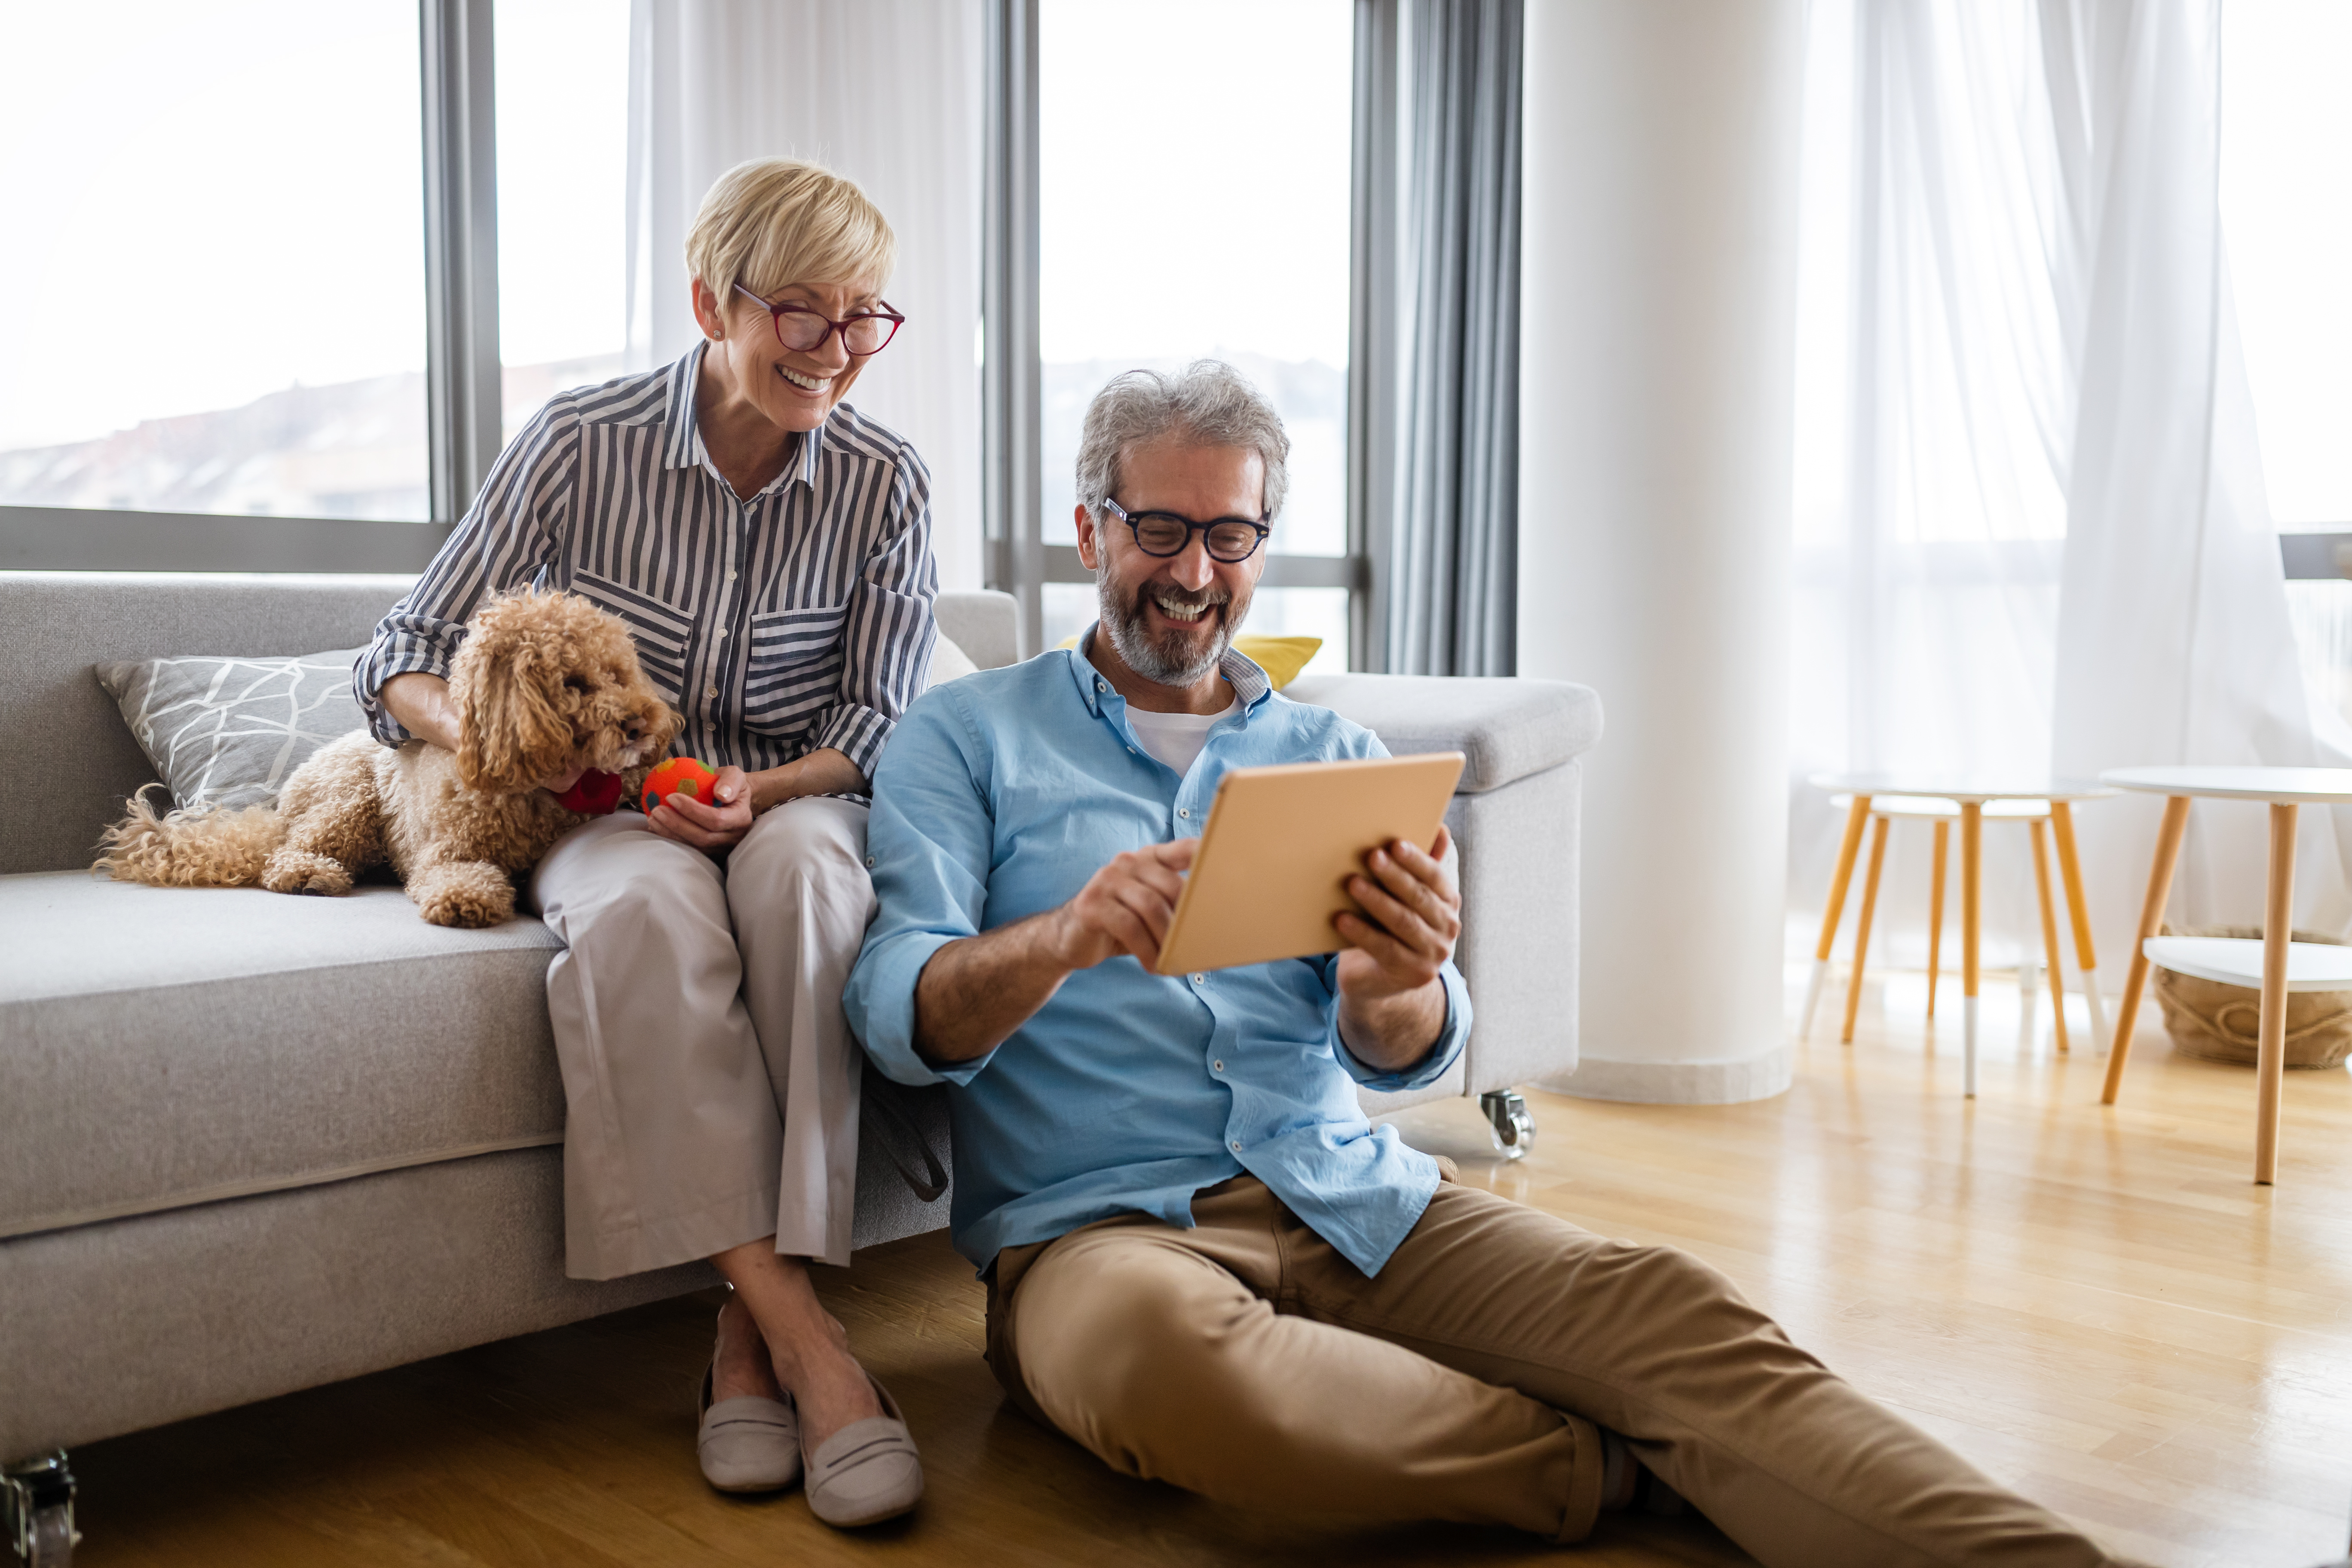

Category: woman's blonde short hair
[685, 157, 896, 304]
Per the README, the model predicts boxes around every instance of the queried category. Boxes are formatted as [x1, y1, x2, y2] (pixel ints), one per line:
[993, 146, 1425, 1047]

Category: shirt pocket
[566, 568, 694, 700]
[742, 600, 850, 734]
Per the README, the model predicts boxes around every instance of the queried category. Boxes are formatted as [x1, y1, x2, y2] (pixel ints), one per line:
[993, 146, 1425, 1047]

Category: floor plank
[60, 970, 2352, 1565]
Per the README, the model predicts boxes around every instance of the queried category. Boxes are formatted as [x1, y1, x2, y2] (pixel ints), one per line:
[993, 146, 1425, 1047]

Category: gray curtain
[1388, 0, 1522, 677]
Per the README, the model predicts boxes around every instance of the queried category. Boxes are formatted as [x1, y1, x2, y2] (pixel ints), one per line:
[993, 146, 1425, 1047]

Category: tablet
[1153, 751, 1466, 977]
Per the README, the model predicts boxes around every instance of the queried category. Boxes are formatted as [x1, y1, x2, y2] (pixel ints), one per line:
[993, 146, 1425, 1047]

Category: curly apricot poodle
[96, 588, 679, 927]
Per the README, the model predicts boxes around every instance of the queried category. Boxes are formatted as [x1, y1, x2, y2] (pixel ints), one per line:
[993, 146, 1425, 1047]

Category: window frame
[0, 0, 495, 573]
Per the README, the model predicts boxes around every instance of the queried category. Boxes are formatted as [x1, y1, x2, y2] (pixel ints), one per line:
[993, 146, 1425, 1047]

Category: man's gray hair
[1074, 360, 1290, 524]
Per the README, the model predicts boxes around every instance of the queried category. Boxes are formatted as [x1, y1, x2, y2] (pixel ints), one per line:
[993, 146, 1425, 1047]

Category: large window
[2224, 0, 2352, 530]
[2223, 0, 2352, 724]
[1034, 0, 1357, 671]
[0, 2, 430, 521]
[495, 0, 630, 444]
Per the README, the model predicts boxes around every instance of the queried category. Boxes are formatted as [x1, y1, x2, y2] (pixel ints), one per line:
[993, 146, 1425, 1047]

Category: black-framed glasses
[733, 284, 905, 356]
[1101, 497, 1270, 563]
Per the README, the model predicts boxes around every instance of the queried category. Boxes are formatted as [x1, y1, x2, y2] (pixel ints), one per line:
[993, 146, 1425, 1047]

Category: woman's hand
[641, 750, 867, 854]
[647, 765, 756, 852]
[378, 671, 464, 755]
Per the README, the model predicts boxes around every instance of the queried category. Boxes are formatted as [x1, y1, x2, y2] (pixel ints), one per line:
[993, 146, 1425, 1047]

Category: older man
[844, 362, 2138, 1565]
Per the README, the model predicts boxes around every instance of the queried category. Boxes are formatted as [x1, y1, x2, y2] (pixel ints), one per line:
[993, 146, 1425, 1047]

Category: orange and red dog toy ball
[641, 756, 720, 816]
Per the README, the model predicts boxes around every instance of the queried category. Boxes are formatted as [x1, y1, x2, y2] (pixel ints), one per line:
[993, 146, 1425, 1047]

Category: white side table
[1804, 776, 2116, 1097]
[2100, 766, 2352, 1184]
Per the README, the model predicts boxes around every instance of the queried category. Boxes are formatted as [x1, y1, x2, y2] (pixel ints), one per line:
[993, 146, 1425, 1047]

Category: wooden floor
[65, 970, 2352, 1567]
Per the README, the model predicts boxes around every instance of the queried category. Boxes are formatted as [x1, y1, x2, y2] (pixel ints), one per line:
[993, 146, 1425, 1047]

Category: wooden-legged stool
[2098, 766, 2352, 1183]
[1801, 776, 2118, 1096]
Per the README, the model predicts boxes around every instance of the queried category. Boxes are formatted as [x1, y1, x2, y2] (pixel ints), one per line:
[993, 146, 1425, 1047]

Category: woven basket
[2152, 925, 2352, 1069]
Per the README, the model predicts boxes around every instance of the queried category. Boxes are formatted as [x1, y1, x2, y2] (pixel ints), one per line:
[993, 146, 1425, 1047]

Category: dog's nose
[624, 721, 644, 743]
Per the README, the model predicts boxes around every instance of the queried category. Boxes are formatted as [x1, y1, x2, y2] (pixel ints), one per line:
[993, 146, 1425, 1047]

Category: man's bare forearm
[380, 671, 462, 753]
[913, 912, 1077, 1067]
[1337, 978, 1449, 1074]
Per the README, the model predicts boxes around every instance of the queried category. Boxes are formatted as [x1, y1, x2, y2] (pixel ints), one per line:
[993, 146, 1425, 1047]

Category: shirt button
[705, 685, 719, 700]
[1230, 1139, 1243, 1152]
[1191, 973, 1206, 986]
[1096, 679, 1108, 692]
[715, 627, 727, 640]
[1213, 1060, 1225, 1072]
[864, 855, 876, 869]
[726, 569, 738, 582]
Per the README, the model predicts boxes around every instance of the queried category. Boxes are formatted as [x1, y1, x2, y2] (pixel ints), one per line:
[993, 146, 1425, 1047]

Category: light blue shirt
[844, 633, 1470, 1277]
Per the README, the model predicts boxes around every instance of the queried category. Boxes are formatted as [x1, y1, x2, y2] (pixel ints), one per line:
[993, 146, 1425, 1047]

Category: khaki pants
[988, 1175, 2138, 1567]
[529, 797, 873, 1279]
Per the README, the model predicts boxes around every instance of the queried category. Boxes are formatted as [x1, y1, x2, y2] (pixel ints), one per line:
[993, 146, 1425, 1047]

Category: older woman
[355, 159, 931, 1527]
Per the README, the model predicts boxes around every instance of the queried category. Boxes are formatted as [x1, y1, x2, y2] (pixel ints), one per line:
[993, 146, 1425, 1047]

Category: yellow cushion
[1053, 632, 1323, 690]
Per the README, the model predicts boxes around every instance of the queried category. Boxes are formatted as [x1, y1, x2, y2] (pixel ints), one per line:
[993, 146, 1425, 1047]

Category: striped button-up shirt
[355, 341, 937, 781]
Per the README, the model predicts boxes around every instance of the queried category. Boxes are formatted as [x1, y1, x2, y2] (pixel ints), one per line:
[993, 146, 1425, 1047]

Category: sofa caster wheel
[1480, 1090, 1534, 1161]
[4, 1451, 78, 1567]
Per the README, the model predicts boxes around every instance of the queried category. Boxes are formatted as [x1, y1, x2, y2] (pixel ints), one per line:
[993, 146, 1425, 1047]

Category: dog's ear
[452, 603, 573, 793]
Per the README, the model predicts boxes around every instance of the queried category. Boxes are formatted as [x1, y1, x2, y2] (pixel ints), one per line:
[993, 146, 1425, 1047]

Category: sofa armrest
[1283, 674, 1603, 792]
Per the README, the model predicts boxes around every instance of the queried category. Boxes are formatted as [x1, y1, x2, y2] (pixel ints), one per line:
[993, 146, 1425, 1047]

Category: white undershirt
[1125, 697, 1240, 776]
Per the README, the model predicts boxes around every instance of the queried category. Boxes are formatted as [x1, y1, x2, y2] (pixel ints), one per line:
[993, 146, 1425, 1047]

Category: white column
[1517, 0, 1804, 1103]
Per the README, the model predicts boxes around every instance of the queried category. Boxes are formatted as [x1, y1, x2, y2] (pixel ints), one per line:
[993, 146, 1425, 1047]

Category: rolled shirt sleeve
[845, 686, 999, 1086]
[354, 400, 575, 744]
[805, 444, 938, 781]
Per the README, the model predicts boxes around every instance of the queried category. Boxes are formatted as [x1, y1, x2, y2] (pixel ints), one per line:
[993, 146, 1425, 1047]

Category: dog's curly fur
[95, 589, 680, 928]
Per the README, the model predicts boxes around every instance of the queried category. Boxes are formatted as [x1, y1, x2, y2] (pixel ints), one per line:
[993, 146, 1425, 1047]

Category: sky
[0, 0, 627, 453]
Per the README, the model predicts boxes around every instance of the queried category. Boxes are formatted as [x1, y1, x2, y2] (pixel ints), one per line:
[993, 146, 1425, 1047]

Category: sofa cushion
[0, 873, 566, 1240]
[96, 645, 370, 812]
[1283, 674, 1603, 793]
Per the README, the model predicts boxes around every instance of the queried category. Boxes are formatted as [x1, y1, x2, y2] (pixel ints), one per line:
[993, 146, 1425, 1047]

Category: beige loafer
[802, 1373, 923, 1528]
[696, 1362, 802, 1494]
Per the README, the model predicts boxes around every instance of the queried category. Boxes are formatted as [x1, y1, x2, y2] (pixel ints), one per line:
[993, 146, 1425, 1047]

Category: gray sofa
[0, 570, 1601, 1505]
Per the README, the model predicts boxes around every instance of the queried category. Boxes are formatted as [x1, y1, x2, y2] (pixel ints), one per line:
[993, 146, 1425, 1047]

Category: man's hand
[1047, 838, 1198, 973]
[647, 764, 756, 852]
[914, 837, 1199, 1067]
[1333, 826, 1460, 1072]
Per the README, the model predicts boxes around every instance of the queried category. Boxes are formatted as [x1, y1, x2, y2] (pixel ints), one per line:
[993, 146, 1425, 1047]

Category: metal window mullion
[420, 0, 503, 525]
[983, 0, 1044, 656]
[1348, 0, 1404, 672]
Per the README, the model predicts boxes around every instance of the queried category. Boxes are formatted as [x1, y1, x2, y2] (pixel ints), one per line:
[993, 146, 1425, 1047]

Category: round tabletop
[1809, 773, 2117, 804]
[2100, 766, 2352, 805]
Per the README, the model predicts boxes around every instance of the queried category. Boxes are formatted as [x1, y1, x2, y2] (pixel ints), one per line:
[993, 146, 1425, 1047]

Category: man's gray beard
[1098, 575, 1241, 687]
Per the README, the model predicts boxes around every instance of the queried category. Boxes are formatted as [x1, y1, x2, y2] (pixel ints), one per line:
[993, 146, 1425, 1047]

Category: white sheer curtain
[1791, 0, 2350, 1009]
[625, 0, 986, 590]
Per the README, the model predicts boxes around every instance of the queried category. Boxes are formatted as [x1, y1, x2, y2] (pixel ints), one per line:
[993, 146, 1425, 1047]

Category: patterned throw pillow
[95, 648, 369, 811]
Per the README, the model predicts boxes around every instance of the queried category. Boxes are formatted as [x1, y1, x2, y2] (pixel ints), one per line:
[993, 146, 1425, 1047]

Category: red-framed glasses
[734, 284, 905, 357]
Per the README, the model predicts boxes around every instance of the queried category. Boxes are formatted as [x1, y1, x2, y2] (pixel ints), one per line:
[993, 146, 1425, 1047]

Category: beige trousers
[989, 1175, 2142, 1568]
[529, 796, 873, 1279]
